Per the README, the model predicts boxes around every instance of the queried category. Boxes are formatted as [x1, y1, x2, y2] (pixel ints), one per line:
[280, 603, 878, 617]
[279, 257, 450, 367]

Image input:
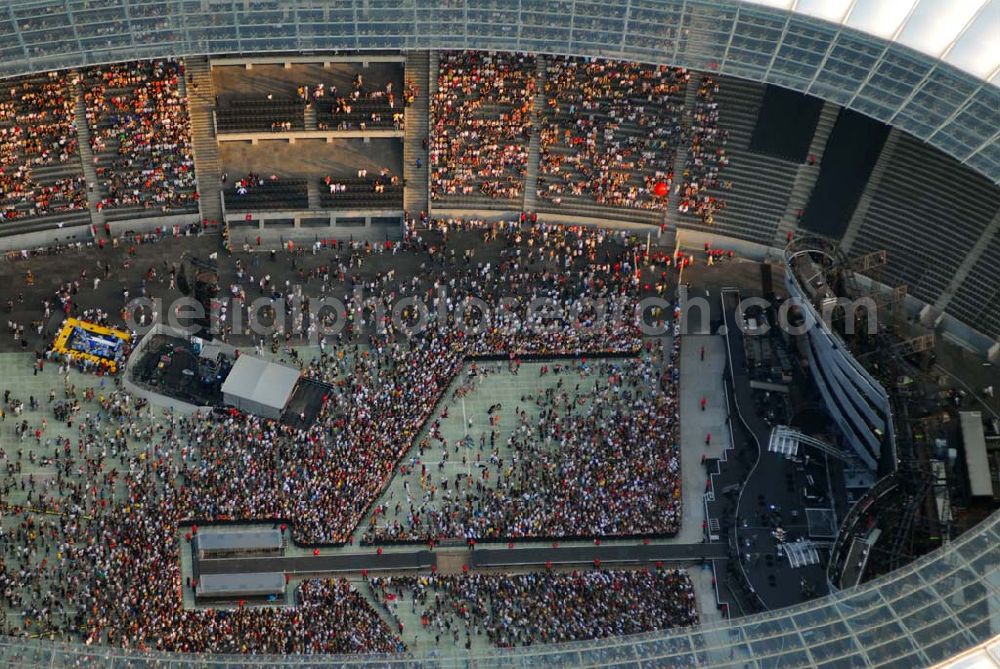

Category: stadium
[0, 0, 998, 667]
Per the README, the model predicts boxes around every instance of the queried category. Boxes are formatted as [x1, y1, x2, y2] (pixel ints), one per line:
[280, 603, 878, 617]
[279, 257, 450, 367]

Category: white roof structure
[221, 355, 300, 420]
[195, 572, 286, 599]
[937, 636, 1000, 668]
[195, 529, 283, 555]
[744, 0, 1000, 84]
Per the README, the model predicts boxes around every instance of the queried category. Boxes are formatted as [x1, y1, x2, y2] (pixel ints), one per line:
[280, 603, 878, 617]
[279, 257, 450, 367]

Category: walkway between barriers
[195, 540, 729, 576]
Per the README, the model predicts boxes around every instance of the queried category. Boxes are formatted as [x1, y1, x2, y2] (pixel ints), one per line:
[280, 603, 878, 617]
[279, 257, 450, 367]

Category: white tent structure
[221, 355, 300, 420]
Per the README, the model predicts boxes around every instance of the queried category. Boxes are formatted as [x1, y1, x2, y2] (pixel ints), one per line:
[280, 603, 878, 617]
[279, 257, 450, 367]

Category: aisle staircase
[305, 103, 318, 131]
[307, 180, 321, 209]
[522, 55, 548, 213]
[403, 51, 431, 216]
[773, 101, 841, 246]
[183, 56, 224, 226]
[69, 71, 104, 229]
[666, 75, 701, 229]
[840, 127, 901, 254]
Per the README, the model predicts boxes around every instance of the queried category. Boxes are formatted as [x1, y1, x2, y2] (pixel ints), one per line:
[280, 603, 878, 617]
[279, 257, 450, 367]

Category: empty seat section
[216, 97, 306, 132]
[320, 177, 402, 209]
[317, 98, 401, 131]
[225, 177, 308, 211]
[948, 231, 1000, 341]
[850, 134, 1000, 305]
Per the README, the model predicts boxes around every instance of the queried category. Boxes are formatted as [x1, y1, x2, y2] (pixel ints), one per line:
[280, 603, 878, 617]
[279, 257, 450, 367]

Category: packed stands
[536, 57, 688, 224]
[83, 59, 198, 221]
[430, 51, 536, 207]
[0, 72, 88, 229]
[677, 74, 726, 227]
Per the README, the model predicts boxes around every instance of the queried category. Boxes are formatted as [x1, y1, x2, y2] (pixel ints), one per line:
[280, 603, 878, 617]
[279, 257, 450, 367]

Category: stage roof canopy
[195, 572, 286, 599]
[195, 529, 283, 556]
[221, 355, 300, 420]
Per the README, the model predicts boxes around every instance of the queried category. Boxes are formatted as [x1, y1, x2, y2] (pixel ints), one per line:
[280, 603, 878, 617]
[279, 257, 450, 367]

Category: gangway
[768, 425, 851, 461]
[782, 540, 822, 568]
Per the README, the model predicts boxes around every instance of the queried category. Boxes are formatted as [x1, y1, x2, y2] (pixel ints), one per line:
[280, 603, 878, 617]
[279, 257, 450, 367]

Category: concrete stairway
[69, 72, 104, 229]
[183, 56, 224, 225]
[522, 55, 547, 213]
[773, 101, 840, 246]
[305, 103, 318, 131]
[935, 205, 1000, 312]
[666, 75, 700, 229]
[403, 51, 431, 216]
[307, 180, 321, 209]
[840, 127, 901, 254]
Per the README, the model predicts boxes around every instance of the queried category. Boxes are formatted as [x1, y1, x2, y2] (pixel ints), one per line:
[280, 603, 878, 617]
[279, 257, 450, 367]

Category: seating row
[225, 179, 309, 212]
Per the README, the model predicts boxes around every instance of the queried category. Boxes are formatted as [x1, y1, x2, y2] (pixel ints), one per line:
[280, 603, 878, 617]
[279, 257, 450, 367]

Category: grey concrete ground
[219, 137, 403, 181]
[688, 561, 726, 626]
[677, 334, 732, 544]
[212, 63, 403, 101]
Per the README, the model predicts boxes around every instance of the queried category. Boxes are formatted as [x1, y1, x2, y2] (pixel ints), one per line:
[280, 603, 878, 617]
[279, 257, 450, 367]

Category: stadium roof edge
[742, 0, 1000, 83]
[0, 0, 997, 183]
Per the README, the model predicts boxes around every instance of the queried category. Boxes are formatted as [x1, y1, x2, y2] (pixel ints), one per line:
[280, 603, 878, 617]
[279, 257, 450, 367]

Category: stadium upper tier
[0, 0, 997, 183]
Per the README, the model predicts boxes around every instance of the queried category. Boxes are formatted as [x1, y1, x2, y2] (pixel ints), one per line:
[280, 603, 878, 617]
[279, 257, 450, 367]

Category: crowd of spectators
[232, 172, 273, 196]
[311, 73, 404, 131]
[367, 570, 698, 648]
[677, 75, 729, 224]
[84, 60, 197, 213]
[537, 58, 688, 210]
[323, 168, 400, 194]
[362, 347, 682, 543]
[0, 441, 401, 654]
[0, 218, 686, 653]
[178, 222, 651, 544]
[430, 51, 536, 201]
[0, 73, 88, 221]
